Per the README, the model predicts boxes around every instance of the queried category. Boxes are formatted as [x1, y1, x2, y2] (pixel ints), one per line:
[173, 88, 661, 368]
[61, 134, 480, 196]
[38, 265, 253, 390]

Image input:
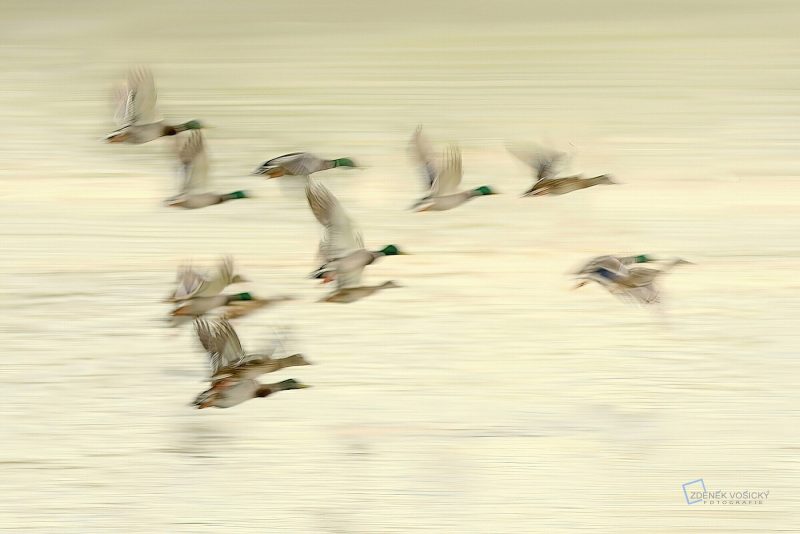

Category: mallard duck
[507, 144, 616, 196]
[305, 179, 405, 302]
[105, 67, 203, 144]
[165, 131, 249, 209]
[573, 257, 692, 305]
[409, 127, 497, 211]
[167, 256, 248, 302]
[194, 318, 311, 382]
[252, 153, 357, 179]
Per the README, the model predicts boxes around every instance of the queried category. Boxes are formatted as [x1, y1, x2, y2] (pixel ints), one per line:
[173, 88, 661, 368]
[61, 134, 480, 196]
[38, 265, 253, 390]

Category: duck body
[321, 281, 401, 303]
[415, 190, 480, 211]
[212, 353, 310, 381]
[171, 292, 253, 318]
[193, 378, 309, 409]
[524, 175, 615, 197]
[310, 249, 381, 282]
[166, 191, 247, 209]
[252, 153, 356, 178]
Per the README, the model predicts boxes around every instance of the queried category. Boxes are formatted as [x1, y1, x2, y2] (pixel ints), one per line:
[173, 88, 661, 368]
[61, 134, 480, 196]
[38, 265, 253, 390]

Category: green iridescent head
[379, 245, 403, 256]
[473, 185, 497, 196]
[234, 292, 253, 301]
[183, 120, 203, 130]
[333, 157, 357, 168]
[634, 254, 652, 263]
[227, 190, 248, 199]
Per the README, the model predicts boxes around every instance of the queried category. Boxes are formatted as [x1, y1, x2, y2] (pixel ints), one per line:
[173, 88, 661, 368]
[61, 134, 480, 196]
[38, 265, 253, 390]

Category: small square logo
[682, 479, 706, 505]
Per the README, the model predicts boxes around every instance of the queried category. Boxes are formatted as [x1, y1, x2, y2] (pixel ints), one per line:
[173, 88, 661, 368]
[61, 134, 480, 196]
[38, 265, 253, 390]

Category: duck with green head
[252, 152, 358, 179]
[409, 127, 498, 211]
[165, 131, 250, 209]
[507, 143, 616, 197]
[305, 179, 406, 302]
[105, 67, 203, 144]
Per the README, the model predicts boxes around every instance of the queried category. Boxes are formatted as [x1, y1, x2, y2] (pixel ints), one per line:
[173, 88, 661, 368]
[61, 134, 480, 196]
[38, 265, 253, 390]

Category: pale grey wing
[625, 267, 661, 287]
[173, 263, 209, 300]
[305, 180, 364, 262]
[177, 130, 209, 194]
[216, 256, 235, 283]
[111, 82, 134, 127]
[127, 67, 162, 125]
[278, 153, 319, 176]
[430, 144, 462, 196]
[620, 283, 661, 305]
[507, 144, 567, 181]
[409, 126, 438, 189]
[335, 265, 364, 289]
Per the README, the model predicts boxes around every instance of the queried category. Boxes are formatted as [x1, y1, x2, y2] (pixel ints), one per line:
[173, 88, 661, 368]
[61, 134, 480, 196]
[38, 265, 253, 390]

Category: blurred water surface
[1, 1, 799, 532]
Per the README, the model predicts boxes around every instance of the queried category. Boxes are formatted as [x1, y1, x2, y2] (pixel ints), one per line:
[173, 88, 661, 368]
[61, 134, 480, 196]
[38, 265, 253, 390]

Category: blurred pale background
[1, 0, 799, 532]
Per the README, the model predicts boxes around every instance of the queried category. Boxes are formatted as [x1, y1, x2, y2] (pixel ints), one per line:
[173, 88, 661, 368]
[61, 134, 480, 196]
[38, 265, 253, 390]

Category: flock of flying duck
[106, 68, 691, 409]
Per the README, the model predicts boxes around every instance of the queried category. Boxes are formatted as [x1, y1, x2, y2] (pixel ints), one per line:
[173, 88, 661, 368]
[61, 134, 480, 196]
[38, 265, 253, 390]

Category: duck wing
[306, 179, 365, 263]
[409, 126, 438, 190]
[507, 144, 567, 181]
[177, 130, 209, 194]
[111, 81, 135, 127]
[429, 144, 462, 197]
[126, 67, 162, 125]
[171, 262, 211, 301]
[194, 318, 248, 376]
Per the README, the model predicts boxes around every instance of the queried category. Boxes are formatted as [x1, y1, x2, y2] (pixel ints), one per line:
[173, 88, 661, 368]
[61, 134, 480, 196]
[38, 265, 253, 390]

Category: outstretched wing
[216, 256, 236, 283]
[171, 262, 209, 301]
[429, 144, 462, 197]
[305, 179, 364, 262]
[126, 67, 162, 125]
[409, 126, 438, 190]
[177, 130, 209, 194]
[194, 318, 247, 376]
[507, 144, 567, 181]
[111, 81, 134, 127]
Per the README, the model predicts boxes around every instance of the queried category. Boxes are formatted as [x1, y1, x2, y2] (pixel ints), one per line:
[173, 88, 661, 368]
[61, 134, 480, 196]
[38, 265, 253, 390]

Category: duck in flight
[409, 127, 497, 211]
[305, 179, 405, 303]
[192, 318, 311, 409]
[105, 67, 202, 144]
[507, 144, 616, 197]
[165, 131, 249, 209]
[252, 152, 358, 179]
